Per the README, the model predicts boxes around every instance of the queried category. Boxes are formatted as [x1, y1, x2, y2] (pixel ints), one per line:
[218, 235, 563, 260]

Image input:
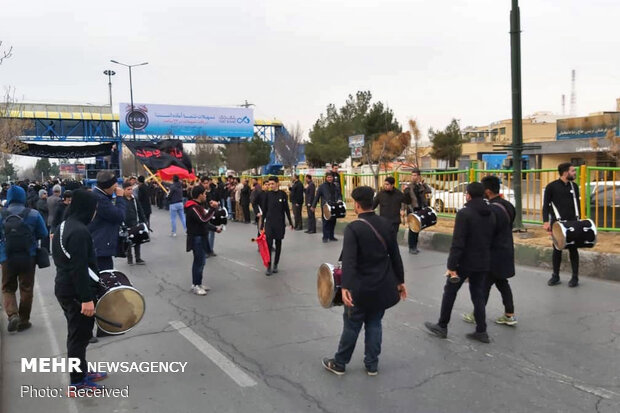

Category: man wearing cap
[88, 171, 126, 271]
[424, 182, 496, 344]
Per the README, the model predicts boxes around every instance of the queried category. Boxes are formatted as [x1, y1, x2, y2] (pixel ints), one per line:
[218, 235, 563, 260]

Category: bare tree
[220, 142, 250, 174]
[363, 131, 411, 188]
[0, 41, 13, 65]
[194, 136, 223, 174]
[0, 88, 31, 163]
[408, 119, 422, 167]
[274, 123, 303, 171]
[121, 146, 139, 176]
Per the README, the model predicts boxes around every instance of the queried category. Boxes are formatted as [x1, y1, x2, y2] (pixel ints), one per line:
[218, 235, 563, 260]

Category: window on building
[500, 127, 506, 135]
[571, 157, 586, 166]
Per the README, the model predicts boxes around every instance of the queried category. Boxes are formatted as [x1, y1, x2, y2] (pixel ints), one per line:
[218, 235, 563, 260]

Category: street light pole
[510, 0, 524, 231]
[110, 60, 148, 175]
[103, 69, 115, 108]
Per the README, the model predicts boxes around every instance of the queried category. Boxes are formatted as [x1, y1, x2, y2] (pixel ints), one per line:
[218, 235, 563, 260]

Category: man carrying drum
[312, 173, 342, 243]
[403, 168, 432, 254]
[52, 189, 108, 393]
[542, 162, 580, 288]
[322, 186, 407, 376]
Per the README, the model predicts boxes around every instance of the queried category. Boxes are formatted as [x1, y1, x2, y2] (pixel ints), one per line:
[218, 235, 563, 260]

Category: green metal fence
[241, 166, 619, 231]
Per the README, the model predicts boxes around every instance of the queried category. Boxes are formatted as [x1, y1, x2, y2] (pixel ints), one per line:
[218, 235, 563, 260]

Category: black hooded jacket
[447, 198, 496, 273]
[52, 190, 99, 302]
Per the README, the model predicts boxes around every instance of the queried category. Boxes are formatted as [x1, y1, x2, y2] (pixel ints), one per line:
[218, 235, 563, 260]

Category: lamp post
[110, 60, 148, 174]
[103, 69, 115, 108]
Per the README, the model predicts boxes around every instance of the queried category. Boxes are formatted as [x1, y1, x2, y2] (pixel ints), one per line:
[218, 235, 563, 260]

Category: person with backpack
[1, 185, 48, 332]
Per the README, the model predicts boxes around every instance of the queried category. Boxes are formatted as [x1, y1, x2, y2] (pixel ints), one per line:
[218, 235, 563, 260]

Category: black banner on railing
[15, 143, 115, 158]
[124, 140, 192, 171]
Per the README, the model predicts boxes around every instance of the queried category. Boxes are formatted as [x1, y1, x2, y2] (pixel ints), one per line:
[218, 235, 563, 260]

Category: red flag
[252, 231, 270, 268]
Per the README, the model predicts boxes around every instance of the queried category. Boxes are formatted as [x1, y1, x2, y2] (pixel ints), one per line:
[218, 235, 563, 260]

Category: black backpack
[1, 208, 35, 258]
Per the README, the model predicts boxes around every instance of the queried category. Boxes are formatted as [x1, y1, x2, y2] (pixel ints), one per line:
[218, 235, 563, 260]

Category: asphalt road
[1, 209, 619, 413]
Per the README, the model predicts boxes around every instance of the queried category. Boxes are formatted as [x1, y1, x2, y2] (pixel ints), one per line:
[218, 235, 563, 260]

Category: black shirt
[372, 189, 405, 225]
[542, 179, 581, 222]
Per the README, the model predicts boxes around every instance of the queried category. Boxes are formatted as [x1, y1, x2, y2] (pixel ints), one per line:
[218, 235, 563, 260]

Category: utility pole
[510, 0, 524, 231]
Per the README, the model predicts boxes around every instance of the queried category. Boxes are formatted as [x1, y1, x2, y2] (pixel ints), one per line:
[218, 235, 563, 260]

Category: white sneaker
[199, 284, 211, 291]
[171, 232, 177, 237]
[192, 285, 207, 296]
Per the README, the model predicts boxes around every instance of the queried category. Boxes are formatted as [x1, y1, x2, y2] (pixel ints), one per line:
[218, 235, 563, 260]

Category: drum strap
[357, 218, 387, 251]
[59, 221, 100, 282]
[550, 182, 580, 221]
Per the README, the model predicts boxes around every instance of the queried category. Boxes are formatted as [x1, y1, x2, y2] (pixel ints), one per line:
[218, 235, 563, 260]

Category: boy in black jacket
[52, 189, 107, 392]
[425, 182, 496, 344]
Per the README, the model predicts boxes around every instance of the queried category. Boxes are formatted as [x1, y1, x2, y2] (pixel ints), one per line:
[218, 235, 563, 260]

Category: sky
[2, 0, 620, 169]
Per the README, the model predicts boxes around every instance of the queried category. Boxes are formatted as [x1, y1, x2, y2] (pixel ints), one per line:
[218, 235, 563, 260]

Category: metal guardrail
[239, 166, 619, 231]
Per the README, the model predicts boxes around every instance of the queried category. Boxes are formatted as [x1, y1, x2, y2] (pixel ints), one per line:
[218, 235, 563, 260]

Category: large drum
[407, 207, 437, 233]
[128, 222, 150, 246]
[317, 263, 344, 308]
[210, 207, 228, 226]
[95, 270, 145, 335]
[322, 201, 346, 220]
[552, 219, 597, 250]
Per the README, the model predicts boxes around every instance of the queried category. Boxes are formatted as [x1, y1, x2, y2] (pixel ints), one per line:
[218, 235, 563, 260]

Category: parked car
[589, 182, 620, 229]
[432, 182, 515, 212]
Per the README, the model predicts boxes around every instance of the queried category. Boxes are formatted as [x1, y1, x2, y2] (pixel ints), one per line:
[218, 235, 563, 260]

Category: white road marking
[169, 320, 257, 388]
[35, 282, 79, 413]
[218, 255, 262, 273]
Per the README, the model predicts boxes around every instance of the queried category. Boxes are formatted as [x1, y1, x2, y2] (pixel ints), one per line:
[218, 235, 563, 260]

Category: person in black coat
[136, 176, 152, 227]
[52, 189, 105, 389]
[462, 176, 517, 326]
[240, 179, 251, 224]
[304, 175, 316, 234]
[322, 186, 407, 376]
[122, 181, 147, 266]
[312, 173, 342, 242]
[425, 182, 496, 344]
[403, 168, 432, 254]
[542, 162, 580, 287]
[372, 176, 405, 236]
[260, 176, 293, 276]
[289, 174, 304, 230]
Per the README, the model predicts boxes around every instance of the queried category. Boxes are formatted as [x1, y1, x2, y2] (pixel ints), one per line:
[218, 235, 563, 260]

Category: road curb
[330, 220, 620, 282]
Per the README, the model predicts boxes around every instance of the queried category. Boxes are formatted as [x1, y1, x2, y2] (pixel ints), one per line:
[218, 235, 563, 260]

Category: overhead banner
[124, 139, 193, 172]
[119, 103, 254, 138]
[14, 143, 114, 158]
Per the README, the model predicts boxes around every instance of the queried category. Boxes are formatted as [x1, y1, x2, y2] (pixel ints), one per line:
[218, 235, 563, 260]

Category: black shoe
[265, 267, 272, 276]
[135, 259, 146, 265]
[547, 274, 561, 286]
[96, 329, 113, 337]
[7, 315, 20, 332]
[329, 237, 338, 241]
[89, 336, 99, 344]
[322, 358, 345, 376]
[127, 259, 134, 266]
[304, 230, 310, 233]
[365, 365, 378, 376]
[466, 331, 490, 343]
[568, 276, 579, 288]
[424, 322, 447, 339]
[17, 321, 32, 332]
[272, 265, 279, 274]
[307, 231, 316, 234]
[322, 239, 329, 243]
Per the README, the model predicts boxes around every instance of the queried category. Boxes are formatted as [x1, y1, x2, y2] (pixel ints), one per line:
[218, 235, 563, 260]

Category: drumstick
[94, 314, 123, 329]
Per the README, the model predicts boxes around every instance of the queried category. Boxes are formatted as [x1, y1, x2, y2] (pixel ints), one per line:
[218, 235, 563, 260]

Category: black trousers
[292, 203, 303, 230]
[266, 236, 282, 267]
[57, 296, 94, 383]
[242, 202, 251, 223]
[126, 244, 142, 262]
[306, 205, 316, 232]
[552, 246, 579, 277]
[484, 274, 514, 314]
[438, 271, 487, 333]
